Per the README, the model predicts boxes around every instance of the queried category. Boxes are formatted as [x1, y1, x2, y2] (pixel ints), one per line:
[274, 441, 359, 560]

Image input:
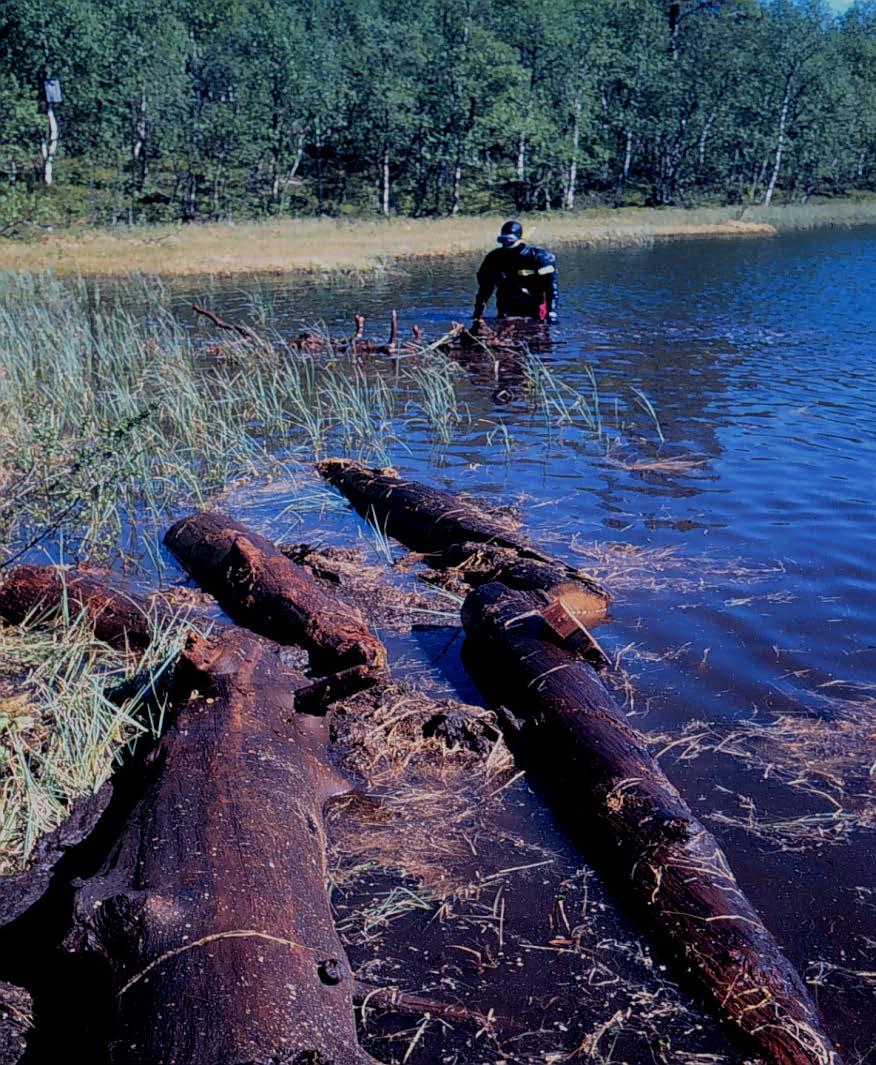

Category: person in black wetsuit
[472, 220, 559, 323]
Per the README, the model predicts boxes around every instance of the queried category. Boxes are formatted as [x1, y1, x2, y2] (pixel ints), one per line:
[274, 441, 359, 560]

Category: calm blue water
[169, 227, 876, 1061]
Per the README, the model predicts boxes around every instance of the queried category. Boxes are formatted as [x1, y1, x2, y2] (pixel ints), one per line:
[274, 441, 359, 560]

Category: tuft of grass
[0, 591, 184, 873]
[0, 274, 508, 568]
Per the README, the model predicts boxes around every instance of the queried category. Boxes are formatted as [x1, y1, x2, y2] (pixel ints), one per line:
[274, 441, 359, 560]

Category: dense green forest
[1, 0, 874, 225]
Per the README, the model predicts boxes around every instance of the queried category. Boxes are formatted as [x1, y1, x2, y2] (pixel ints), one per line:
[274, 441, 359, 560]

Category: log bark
[461, 581, 840, 1065]
[0, 565, 158, 652]
[1, 566, 378, 1063]
[164, 511, 386, 675]
[67, 625, 376, 1065]
[0, 981, 31, 1065]
[316, 459, 608, 606]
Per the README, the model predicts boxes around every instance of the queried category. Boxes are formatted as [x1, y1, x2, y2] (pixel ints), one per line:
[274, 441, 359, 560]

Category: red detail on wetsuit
[538, 294, 548, 321]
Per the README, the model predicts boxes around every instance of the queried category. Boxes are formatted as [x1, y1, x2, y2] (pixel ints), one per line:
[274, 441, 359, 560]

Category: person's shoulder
[478, 247, 504, 271]
[530, 244, 557, 264]
[522, 244, 556, 267]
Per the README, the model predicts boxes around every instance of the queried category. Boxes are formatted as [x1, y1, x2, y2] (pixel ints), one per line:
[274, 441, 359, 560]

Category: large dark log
[1, 567, 377, 1063]
[316, 459, 608, 605]
[0, 565, 158, 652]
[164, 511, 386, 675]
[67, 626, 376, 1065]
[461, 582, 840, 1065]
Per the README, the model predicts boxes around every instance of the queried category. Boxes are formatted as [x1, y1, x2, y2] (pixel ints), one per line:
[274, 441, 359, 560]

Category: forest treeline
[1, 0, 875, 225]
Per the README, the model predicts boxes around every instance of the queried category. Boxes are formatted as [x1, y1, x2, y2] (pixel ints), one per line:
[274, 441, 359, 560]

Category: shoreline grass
[2, 200, 876, 278]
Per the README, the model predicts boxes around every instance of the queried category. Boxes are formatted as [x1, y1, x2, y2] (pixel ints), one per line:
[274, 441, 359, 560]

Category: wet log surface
[461, 581, 840, 1065]
[67, 626, 375, 1065]
[165, 511, 386, 674]
[0, 566, 378, 1064]
[316, 459, 608, 604]
[0, 981, 31, 1065]
[0, 565, 158, 652]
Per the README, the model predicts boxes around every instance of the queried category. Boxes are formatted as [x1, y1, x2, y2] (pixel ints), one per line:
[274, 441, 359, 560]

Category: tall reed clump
[0, 272, 475, 569]
[0, 597, 184, 873]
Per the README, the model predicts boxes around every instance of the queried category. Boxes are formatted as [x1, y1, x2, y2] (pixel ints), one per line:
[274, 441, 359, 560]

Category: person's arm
[473, 255, 496, 319]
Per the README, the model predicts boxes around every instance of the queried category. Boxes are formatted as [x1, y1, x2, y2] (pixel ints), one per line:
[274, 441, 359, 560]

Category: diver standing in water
[472, 220, 559, 324]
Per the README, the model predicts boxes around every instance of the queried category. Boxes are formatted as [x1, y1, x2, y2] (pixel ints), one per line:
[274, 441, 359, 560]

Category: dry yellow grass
[9, 202, 875, 277]
[5, 199, 876, 278]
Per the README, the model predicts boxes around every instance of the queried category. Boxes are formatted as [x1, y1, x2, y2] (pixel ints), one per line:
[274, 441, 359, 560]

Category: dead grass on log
[0, 591, 183, 873]
[280, 543, 460, 632]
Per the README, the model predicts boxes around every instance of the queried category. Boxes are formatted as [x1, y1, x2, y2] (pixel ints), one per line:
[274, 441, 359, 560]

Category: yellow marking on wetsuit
[518, 268, 536, 276]
[538, 265, 555, 275]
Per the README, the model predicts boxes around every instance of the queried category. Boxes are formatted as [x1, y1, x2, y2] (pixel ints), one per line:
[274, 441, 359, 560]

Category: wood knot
[317, 957, 344, 985]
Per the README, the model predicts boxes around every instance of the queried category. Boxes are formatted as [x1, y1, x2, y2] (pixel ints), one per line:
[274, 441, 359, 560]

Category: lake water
[166, 226, 876, 1064]
[163, 227, 876, 1064]
[16, 228, 874, 1064]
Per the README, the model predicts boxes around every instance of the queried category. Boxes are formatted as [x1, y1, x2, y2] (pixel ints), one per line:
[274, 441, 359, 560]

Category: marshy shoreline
[3, 199, 876, 278]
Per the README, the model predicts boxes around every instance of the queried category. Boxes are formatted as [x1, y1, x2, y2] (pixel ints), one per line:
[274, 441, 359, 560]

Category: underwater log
[164, 511, 386, 674]
[461, 581, 841, 1065]
[316, 459, 608, 605]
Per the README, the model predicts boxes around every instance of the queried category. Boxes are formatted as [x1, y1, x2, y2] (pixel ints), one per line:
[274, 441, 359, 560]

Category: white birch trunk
[41, 103, 58, 186]
[564, 74, 584, 211]
[381, 144, 390, 216]
[763, 76, 792, 207]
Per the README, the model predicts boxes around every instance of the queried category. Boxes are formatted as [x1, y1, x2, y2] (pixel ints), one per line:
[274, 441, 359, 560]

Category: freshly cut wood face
[539, 587, 610, 667]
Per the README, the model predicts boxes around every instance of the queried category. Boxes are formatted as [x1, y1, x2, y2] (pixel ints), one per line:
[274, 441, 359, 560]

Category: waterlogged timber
[317, 458, 609, 607]
[318, 464, 841, 1062]
[0, 565, 161, 652]
[165, 511, 386, 674]
[461, 582, 840, 1065]
[69, 626, 375, 1065]
[0, 565, 380, 1065]
[2, 229, 875, 1063]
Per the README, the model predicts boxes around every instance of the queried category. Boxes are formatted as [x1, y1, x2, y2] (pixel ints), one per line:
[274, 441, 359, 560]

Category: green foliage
[0, 0, 873, 222]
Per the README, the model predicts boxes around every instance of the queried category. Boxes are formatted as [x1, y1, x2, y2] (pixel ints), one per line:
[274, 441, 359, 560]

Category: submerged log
[461, 581, 840, 1065]
[67, 625, 376, 1065]
[192, 304, 268, 349]
[165, 511, 386, 674]
[316, 459, 608, 607]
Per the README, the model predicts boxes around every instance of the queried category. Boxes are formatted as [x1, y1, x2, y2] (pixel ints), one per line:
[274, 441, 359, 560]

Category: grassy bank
[3, 201, 876, 277]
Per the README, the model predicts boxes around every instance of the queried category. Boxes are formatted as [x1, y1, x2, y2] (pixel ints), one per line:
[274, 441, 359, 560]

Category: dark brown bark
[164, 511, 387, 675]
[67, 626, 376, 1065]
[316, 460, 608, 605]
[461, 581, 840, 1065]
[1, 566, 377, 1063]
[0, 565, 158, 652]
